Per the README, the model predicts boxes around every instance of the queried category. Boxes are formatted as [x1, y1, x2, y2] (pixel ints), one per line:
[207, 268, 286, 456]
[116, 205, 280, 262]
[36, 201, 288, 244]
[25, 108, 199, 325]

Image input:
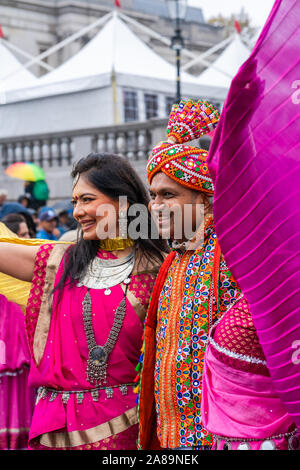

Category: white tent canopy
[1, 12, 229, 106]
[0, 40, 38, 92]
[197, 34, 251, 89]
[40, 13, 197, 85]
[5, 13, 200, 103]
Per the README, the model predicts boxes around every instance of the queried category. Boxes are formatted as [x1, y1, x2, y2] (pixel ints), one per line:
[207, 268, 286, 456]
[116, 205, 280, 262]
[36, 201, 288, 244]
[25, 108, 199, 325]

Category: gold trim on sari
[121, 284, 146, 324]
[38, 407, 138, 448]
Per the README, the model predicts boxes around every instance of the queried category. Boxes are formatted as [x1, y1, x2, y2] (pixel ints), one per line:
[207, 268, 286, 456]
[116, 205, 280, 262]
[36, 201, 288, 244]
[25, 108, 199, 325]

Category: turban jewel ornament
[147, 99, 220, 194]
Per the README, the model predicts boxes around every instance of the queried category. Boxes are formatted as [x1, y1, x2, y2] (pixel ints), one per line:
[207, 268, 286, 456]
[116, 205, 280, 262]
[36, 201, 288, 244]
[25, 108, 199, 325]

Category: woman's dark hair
[56, 153, 168, 295]
[1, 213, 26, 236]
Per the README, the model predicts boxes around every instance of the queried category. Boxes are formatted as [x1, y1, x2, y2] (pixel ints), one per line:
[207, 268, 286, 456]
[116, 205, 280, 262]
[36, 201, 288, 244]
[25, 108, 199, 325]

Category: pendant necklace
[82, 282, 130, 385]
[79, 249, 135, 385]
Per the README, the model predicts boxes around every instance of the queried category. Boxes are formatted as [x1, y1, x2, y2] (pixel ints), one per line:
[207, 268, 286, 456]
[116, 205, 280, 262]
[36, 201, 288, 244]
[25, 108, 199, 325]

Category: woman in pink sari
[0, 153, 166, 450]
[0, 294, 35, 449]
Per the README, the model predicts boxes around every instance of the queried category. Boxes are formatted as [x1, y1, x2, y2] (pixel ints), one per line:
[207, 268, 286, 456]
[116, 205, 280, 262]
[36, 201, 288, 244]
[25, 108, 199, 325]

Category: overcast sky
[188, 0, 275, 28]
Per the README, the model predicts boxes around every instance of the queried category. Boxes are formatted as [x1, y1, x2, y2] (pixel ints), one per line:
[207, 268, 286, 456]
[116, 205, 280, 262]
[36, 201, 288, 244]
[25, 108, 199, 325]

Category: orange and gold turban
[147, 99, 220, 194]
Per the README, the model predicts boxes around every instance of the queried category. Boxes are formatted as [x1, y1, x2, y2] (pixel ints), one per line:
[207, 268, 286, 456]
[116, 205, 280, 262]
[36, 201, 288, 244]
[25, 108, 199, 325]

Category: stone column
[72, 135, 93, 164]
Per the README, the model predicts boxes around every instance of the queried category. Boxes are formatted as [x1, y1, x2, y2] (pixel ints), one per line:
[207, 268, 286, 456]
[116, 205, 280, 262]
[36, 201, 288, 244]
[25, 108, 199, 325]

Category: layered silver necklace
[77, 250, 135, 385]
[77, 249, 135, 295]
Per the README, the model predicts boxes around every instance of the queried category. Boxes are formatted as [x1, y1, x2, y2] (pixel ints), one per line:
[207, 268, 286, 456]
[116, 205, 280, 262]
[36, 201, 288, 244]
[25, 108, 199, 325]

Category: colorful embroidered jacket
[138, 217, 242, 449]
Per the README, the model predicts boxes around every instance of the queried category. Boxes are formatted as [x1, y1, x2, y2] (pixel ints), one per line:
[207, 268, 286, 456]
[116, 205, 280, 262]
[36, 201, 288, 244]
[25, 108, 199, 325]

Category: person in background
[36, 208, 59, 240]
[57, 210, 70, 237]
[0, 202, 36, 238]
[0, 190, 8, 207]
[18, 195, 31, 209]
[27, 208, 39, 232]
[1, 213, 31, 239]
[24, 180, 49, 211]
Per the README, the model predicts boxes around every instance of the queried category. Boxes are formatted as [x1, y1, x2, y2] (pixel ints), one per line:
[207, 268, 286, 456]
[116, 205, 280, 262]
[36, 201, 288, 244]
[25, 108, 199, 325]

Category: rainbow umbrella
[5, 162, 46, 182]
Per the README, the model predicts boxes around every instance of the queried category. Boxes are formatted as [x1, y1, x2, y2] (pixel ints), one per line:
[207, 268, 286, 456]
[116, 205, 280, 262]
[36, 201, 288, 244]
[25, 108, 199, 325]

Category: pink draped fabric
[0, 295, 35, 449]
[206, 0, 300, 428]
[202, 348, 294, 450]
[27, 249, 144, 449]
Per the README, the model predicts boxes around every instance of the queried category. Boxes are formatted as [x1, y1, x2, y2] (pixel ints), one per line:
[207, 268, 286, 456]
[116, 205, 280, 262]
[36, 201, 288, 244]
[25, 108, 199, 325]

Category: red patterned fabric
[147, 99, 219, 194]
[211, 298, 269, 376]
[138, 252, 176, 450]
[167, 100, 220, 144]
[128, 273, 155, 311]
[25, 244, 54, 358]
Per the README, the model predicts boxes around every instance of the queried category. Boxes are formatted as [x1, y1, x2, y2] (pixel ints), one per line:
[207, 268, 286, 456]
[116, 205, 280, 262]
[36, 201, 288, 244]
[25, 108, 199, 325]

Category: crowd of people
[0, 190, 77, 242]
[0, 93, 298, 452]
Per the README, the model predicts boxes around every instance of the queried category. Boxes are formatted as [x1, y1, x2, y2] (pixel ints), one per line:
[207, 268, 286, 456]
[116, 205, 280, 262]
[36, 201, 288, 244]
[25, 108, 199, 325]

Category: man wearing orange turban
[137, 99, 242, 450]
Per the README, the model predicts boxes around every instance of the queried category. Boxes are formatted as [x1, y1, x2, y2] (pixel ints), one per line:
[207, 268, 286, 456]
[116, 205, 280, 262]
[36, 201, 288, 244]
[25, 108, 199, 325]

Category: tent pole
[112, 68, 120, 125]
[118, 10, 199, 60]
[1, 38, 54, 72]
[181, 35, 234, 71]
[119, 11, 234, 79]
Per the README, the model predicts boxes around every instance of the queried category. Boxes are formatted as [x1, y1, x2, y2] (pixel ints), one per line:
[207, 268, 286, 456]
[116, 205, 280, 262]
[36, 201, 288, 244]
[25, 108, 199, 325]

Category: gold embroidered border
[121, 284, 146, 324]
[38, 407, 138, 448]
[158, 252, 192, 448]
[33, 244, 68, 365]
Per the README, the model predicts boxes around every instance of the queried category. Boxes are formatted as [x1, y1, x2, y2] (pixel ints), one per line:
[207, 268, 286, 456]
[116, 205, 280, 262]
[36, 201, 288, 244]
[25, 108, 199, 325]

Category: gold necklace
[98, 237, 135, 251]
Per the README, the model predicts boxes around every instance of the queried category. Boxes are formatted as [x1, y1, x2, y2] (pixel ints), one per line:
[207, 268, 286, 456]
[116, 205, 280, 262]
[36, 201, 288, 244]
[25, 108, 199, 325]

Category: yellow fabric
[0, 222, 72, 312]
[0, 273, 31, 313]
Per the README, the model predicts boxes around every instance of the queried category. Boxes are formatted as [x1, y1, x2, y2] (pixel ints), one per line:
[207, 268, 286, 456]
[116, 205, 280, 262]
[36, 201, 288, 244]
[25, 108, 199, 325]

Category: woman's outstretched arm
[0, 243, 39, 282]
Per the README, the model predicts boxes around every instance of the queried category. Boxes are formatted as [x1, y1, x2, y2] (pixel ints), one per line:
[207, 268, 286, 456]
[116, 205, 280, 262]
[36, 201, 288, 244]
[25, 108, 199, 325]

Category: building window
[123, 90, 139, 122]
[165, 96, 176, 116]
[144, 93, 158, 120]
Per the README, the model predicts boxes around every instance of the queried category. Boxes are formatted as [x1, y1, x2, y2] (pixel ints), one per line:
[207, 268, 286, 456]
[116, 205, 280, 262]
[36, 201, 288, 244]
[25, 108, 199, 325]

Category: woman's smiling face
[72, 174, 120, 241]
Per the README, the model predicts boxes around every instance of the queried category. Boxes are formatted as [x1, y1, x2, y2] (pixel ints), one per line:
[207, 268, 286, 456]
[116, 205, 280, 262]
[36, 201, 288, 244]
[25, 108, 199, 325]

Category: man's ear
[203, 194, 211, 213]
[194, 191, 210, 214]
